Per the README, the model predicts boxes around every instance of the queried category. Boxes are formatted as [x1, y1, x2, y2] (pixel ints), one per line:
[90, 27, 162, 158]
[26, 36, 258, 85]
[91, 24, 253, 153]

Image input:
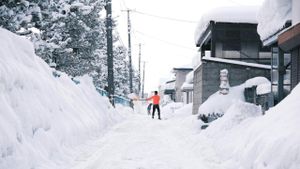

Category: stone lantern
[219, 69, 230, 94]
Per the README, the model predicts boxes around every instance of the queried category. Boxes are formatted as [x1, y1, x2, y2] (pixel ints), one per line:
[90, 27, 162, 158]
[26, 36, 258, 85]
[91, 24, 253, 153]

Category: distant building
[172, 67, 193, 102]
[181, 71, 194, 104]
[193, 7, 271, 114]
[160, 80, 176, 102]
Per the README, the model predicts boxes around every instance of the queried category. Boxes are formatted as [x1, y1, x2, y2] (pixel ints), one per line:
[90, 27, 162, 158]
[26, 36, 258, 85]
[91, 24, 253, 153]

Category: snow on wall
[0, 28, 123, 169]
[194, 6, 258, 44]
[257, 0, 292, 42]
[202, 56, 271, 69]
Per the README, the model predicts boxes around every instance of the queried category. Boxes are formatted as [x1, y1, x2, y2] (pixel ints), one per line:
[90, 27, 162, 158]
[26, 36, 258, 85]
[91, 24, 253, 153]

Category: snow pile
[245, 77, 271, 95]
[200, 83, 300, 169]
[181, 71, 194, 90]
[195, 6, 258, 44]
[257, 0, 292, 42]
[198, 85, 245, 116]
[244, 76, 270, 88]
[205, 101, 262, 134]
[0, 28, 123, 169]
[256, 82, 271, 95]
[162, 102, 184, 119]
[198, 77, 271, 120]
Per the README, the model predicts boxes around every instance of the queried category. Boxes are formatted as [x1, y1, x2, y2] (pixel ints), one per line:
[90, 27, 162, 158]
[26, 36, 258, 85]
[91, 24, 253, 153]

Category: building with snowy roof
[192, 6, 272, 114]
[257, 0, 299, 104]
[172, 67, 193, 102]
[181, 71, 194, 104]
[159, 79, 176, 102]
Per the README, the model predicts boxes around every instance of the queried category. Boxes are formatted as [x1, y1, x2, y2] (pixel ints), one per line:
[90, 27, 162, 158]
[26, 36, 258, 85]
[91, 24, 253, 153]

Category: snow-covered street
[2, 0, 300, 168]
[71, 107, 207, 169]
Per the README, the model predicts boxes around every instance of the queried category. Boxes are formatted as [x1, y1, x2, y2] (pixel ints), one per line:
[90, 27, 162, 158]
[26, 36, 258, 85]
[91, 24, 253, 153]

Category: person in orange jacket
[146, 91, 161, 120]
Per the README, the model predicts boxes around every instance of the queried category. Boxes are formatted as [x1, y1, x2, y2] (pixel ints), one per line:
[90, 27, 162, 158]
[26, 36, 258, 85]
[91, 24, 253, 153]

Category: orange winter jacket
[147, 95, 160, 105]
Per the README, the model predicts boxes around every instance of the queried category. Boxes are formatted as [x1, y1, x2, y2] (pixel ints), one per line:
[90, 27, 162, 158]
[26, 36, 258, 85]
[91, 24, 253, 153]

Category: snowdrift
[198, 77, 270, 118]
[0, 28, 123, 169]
[201, 84, 300, 168]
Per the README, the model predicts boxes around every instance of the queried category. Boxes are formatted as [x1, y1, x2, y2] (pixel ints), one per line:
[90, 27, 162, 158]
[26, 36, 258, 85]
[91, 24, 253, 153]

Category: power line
[133, 30, 195, 51]
[115, 30, 126, 49]
[224, 0, 244, 5]
[132, 10, 198, 24]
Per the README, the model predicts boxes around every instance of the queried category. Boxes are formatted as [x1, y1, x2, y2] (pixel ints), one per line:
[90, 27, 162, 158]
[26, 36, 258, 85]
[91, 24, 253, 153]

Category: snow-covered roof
[194, 6, 259, 44]
[202, 56, 271, 69]
[256, 82, 271, 95]
[257, 0, 292, 43]
[185, 71, 194, 84]
[244, 77, 270, 88]
[173, 67, 193, 71]
[161, 80, 175, 91]
[181, 82, 193, 91]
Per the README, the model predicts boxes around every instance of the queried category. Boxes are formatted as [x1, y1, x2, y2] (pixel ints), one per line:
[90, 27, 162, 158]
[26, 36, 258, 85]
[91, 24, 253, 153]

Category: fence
[51, 71, 132, 107]
[96, 88, 132, 107]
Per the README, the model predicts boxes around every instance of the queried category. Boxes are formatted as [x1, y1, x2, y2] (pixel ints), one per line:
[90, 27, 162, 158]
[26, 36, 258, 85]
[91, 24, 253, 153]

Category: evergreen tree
[0, 0, 139, 97]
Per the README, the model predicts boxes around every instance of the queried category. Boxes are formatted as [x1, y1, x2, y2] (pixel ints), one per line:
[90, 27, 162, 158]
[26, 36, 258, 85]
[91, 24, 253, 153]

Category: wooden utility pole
[106, 0, 114, 105]
[138, 43, 141, 95]
[123, 9, 134, 93]
[142, 61, 145, 98]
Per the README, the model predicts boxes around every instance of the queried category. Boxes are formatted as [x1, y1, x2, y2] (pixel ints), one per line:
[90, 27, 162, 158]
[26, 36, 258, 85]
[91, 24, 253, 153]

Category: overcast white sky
[112, 0, 264, 95]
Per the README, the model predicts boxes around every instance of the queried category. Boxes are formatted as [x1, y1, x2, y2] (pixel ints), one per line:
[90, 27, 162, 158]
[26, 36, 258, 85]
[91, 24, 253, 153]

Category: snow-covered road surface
[71, 113, 208, 169]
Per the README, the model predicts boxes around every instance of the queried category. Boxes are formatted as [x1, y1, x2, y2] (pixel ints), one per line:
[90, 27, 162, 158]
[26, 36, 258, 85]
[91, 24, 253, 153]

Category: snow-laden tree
[0, 0, 139, 97]
[36, 0, 107, 76]
[0, 0, 41, 34]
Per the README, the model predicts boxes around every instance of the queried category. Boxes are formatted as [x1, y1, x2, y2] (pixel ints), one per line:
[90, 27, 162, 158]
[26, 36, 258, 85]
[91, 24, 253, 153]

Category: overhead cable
[132, 10, 198, 24]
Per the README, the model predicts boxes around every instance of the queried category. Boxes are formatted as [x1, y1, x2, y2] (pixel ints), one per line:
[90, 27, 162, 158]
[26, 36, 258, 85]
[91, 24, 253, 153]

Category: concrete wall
[183, 90, 193, 104]
[192, 61, 271, 114]
[192, 66, 203, 114]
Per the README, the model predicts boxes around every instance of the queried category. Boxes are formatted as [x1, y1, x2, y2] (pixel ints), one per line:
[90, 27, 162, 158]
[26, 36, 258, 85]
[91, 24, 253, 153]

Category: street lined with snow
[71, 110, 208, 169]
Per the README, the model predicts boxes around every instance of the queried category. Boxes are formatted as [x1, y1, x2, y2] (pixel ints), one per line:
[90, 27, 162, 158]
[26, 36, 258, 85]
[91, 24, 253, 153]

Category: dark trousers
[152, 104, 160, 119]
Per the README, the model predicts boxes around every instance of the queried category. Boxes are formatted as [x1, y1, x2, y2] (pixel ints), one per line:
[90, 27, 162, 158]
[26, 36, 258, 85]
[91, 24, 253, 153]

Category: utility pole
[138, 43, 141, 95]
[106, 0, 114, 106]
[123, 9, 133, 93]
[142, 61, 145, 98]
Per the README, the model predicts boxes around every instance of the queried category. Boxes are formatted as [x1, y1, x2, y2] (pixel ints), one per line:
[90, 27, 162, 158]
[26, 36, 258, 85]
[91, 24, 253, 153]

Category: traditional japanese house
[192, 7, 271, 114]
[257, 0, 296, 104]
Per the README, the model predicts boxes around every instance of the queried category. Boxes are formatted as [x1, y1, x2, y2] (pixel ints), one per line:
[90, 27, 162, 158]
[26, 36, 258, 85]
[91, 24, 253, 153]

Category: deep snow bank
[201, 84, 300, 169]
[0, 28, 123, 169]
[198, 77, 270, 117]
